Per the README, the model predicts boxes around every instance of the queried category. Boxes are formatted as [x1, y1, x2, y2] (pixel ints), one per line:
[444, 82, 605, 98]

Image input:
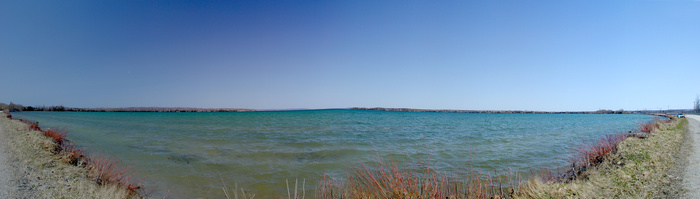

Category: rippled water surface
[13, 110, 653, 198]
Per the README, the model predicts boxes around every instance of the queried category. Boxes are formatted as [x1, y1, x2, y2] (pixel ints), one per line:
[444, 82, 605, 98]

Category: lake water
[12, 110, 653, 198]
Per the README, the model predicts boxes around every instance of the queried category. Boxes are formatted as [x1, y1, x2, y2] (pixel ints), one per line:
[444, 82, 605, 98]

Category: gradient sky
[1, 1, 699, 111]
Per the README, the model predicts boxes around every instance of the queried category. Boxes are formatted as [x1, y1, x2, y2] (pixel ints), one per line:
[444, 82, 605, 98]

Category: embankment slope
[0, 113, 131, 198]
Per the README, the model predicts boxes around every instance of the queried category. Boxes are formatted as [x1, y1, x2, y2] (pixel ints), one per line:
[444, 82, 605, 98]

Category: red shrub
[43, 128, 68, 145]
[18, 119, 42, 131]
[87, 156, 142, 196]
[29, 122, 41, 131]
[639, 121, 658, 133]
[552, 134, 631, 182]
[577, 134, 628, 167]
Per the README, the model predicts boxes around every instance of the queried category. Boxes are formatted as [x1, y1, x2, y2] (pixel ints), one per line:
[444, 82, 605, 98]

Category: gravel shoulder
[0, 123, 14, 198]
[0, 114, 23, 198]
[684, 114, 700, 198]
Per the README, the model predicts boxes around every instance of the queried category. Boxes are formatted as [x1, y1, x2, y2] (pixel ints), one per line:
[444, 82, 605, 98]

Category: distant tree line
[0, 102, 253, 112]
[0, 102, 25, 112]
[0, 103, 68, 112]
[695, 95, 700, 113]
[352, 107, 629, 114]
[594, 109, 628, 114]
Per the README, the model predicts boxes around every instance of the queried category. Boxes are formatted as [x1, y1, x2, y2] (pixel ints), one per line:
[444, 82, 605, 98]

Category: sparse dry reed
[86, 156, 142, 196]
[317, 157, 513, 199]
[222, 178, 257, 199]
[287, 178, 305, 199]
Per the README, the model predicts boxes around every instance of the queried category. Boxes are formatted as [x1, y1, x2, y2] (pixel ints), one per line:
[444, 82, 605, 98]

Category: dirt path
[0, 116, 19, 198]
[684, 114, 700, 198]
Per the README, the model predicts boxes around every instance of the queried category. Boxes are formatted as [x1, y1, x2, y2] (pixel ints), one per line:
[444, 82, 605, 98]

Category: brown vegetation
[639, 120, 659, 133]
[86, 156, 142, 195]
[4, 114, 143, 197]
[317, 157, 516, 199]
[43, 128, 68, 146]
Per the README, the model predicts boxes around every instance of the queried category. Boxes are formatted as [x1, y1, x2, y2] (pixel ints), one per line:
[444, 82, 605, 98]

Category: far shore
[1, 103, 691, 115]
[352, 107, 687, 116]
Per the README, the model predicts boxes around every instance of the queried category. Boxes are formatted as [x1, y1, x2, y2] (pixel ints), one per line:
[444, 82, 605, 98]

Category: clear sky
[1, 1, 699, 111]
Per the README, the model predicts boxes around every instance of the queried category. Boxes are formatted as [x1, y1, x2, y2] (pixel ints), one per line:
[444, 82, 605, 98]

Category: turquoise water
[12, 110, 653, 198]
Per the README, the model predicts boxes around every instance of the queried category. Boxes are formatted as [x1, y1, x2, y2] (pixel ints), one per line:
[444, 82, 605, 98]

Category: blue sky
[1, 1, 699, 111]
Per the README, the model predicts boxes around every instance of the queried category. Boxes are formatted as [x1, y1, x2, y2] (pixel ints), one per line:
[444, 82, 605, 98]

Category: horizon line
[2, 104, 691, 113]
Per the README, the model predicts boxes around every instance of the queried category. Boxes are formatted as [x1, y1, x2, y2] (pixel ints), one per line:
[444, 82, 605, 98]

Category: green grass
[516, 118, 686, 198]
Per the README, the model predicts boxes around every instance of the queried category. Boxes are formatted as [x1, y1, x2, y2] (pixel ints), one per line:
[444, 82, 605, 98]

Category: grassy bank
[0, 112, 140, 198]
[516, 118, 686, 198]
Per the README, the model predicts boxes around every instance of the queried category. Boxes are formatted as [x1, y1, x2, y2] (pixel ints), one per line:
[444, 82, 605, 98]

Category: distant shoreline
[2, 103, 688, 115]
[8, 105, 257, 113]
[351, 107, 600, 114]
[350, 107, 688, 115]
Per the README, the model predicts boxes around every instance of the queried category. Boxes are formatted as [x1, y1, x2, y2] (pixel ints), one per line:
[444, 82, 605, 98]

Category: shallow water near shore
[12, 110, 653, 198]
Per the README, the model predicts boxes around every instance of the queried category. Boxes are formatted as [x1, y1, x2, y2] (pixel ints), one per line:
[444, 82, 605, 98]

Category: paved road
[684, 114, 700, 198]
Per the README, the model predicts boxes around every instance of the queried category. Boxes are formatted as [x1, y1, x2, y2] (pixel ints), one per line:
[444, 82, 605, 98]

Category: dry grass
[516, 118, 686, 198]
[59, 143, 87, 166]
[0, 113, 140, 198]
[86, 156, 142, 196]
[317, 157, 514, 199]
[18, 118, 42, 131]
[221, 178, 308, 199]
[222, 181, 257, 199]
